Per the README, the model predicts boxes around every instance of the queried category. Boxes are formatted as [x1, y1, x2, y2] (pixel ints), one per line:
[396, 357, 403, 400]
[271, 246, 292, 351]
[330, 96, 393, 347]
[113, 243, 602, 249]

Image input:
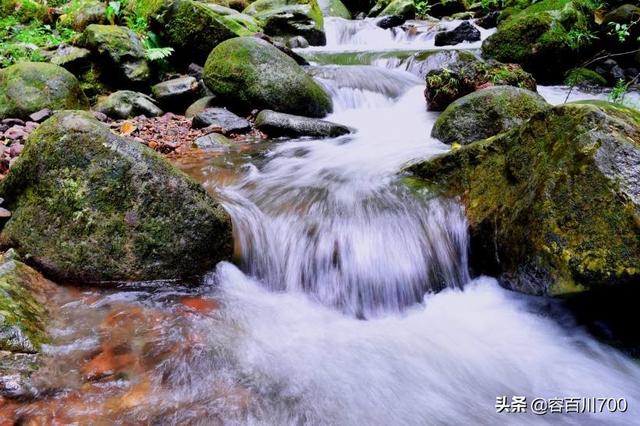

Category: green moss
[564, 67, 607, 86]
[410, 103, 640, 295]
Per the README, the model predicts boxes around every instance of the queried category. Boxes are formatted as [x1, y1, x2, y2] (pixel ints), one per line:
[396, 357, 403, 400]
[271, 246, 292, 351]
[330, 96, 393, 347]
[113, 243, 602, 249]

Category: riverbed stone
[79, 24, 150, 85]
[193, 132, 233, 149]
[255, 109, 351, 137]
[0, 111, 233, 283]
[152, 0, 261, 64]
[245, 0, 326, 45]
[192, 108, 251, 134]
[0, 62, 89, 120]
[94, 91, 164, 119]
[410, 101, 640, 296]
[151, 76, 200, 112]
[379, 0, 415, 20]
[185, 96, 218, 118]
[203, 37, 332, 117]
[432, 86, 550, 145]
[58, 0, 107, 31]
[434, 21, 480, 46]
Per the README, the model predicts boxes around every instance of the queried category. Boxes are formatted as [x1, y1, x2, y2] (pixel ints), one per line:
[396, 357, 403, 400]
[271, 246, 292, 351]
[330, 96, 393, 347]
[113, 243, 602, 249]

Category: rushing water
[3, 16, 640, 426]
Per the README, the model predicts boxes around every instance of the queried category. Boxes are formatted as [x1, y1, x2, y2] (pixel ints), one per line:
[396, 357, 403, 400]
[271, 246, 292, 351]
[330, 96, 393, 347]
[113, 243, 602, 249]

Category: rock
[8, 143, 23, 157]
[0, 208, 10, 218]
[255, 109, 351, 137]
[564, 67, 607, 87]
[481, 1, 592, 83]
[253, 33, 310, 65]
[94, 91, 164, 119]
[286, 35, 310, 48]
[151, 77, 200, 112]
[1, 119, 24, 127]
[425, 56, 536, 111]
[0, 111, 233, 283]
[379, 0, 415, 20]
[0, 62, 89, 120]
[435, 21, 480, 46]
[245, 0, 326, 45]
[192, 108, 251, 134]
[376, 15, 405, 29]
[153, 0, 261, 64]
[3, 127, 26, 141]
[49, 46, 92, 72]
[317, 0, 351, 18]
[476, 10, 498, 29]
[203, 37, 332, 117]
[601, 4, 640, 51]
[58, 0, 107, 31]
[187, 63, 204, 80]
[410, 101, 640, 296]
[450, 11, 474, 20]
[79, 24, 150, 85]
[426, 0, 467, 18]
[193, 132, 233, 149]
[185, 96, 218, 118]
[28, 109, 52, 123]
[431, 86, 550, 145]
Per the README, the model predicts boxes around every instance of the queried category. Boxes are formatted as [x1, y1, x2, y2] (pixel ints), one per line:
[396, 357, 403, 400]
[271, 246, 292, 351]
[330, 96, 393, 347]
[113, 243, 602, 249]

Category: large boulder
[58, 0, 107, 31]
[379, 0, 415, 19]
[482, 0, 595, 83]
[152, 0, 261, 64]
[432, 86, 550, 145]
[410, 102, 640, 296]
[0, 111, 233, 283]
[244, 0, 326, 45]
[255, 109, 351, 137]
[203, 37, 332, 117]
[425, 56, 536, 111]
[79, 24, 151, 85]
[0, 62, 89, 120]
[317, 0, 351, 18]
[94, 90, 164, 119]
[426, 0, 468, 18]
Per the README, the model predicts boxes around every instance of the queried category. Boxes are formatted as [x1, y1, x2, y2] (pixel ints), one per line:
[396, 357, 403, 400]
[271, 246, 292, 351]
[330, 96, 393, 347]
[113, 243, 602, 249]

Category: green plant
[142, 31, 173, 62]
[415, 0, 430, 17]
[566, 26, 598, 49]
[105, 0, 122, 25]
[609, 79, 628, 104]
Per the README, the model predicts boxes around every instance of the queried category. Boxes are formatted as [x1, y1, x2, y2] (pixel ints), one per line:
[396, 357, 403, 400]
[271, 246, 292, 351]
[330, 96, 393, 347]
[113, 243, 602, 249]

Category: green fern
[144, 46, 174, 61]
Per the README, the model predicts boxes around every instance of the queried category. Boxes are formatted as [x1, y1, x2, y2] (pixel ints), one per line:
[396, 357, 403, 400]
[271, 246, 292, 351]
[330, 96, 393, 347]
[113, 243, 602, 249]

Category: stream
[2, 17, 640, 425]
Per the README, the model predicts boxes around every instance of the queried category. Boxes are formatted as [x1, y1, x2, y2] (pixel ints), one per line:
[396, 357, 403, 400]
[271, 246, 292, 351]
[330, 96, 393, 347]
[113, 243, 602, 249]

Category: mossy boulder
[424, 56, 536, 111]
[0, 111, 233, 283]
[564, 67, 607, 87]
[426, 0, 469, 18]
[94, 90, 164, 119]
[79, 24, 151, 85]
[379, 0, 415, 19]
[432, 86, 550, 145]
[410, 102, 640, 296]
[244, 0, 326, 45]
[203, 37, 332, 117]
[0, 62, 89, 120]
[152, 0, 261, 64]
[58, 0, 107, 32]
[317, 0, 351, 18]
[482, 0, 595, 83]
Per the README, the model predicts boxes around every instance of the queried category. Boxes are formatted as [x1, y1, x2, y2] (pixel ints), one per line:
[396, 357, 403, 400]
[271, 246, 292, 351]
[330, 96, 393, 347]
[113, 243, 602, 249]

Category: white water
[200, 16, 640, 425]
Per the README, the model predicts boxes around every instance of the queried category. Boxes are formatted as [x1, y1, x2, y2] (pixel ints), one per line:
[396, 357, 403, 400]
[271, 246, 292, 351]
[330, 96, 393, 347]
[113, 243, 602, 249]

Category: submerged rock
[424, 56, 536, 111]
[0, 111, 233, 283]
[410, 102, 640, 296]
[203, 37, 332, 117]
[434, 21, 480, 46]
[79, 24, 150, 85]
[192, 108, 251, 134]
[152, 0, 261, 64]
[255, 109, 351, 138]
[0, 62, 89, 120]
[94, 90, 164, 119]
[432, 86, 549, 145]
[245, 0, 326, 45]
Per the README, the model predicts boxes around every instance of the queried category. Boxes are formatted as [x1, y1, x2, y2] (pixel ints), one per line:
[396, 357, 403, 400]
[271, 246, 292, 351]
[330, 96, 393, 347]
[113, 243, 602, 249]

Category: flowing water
[3, 17, 640, 425]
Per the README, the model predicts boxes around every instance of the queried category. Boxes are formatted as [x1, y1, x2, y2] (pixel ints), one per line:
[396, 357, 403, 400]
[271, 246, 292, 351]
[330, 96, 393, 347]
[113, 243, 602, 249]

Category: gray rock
[286, 35, 310, 48]
[185, 96, 217, 118]
[151, 76, 200, 112]
[3, 127, 26, 141]
[194, 132, 233, 149]
[94, 90, 164, 119]
[192, 108, 251, 134]
[255, 109, 351, 138]
[28, 109, 52, 123]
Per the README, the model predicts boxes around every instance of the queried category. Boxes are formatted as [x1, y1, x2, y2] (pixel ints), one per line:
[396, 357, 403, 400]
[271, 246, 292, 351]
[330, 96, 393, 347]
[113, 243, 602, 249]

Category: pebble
[28, 108, 52, 123]
[1, 118, 25, 127]
[4, 126, 27, 141]
[9, 143, 24, 156]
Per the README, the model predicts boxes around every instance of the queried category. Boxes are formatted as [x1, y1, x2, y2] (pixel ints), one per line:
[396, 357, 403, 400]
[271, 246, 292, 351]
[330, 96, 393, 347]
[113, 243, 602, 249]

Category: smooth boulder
[94, 90, 164, 119]
[0, 62, 89, 120]
[410, 102, 640, 296]
[192, 108, 251, 135]
[255, 109, 351, 138]
[151, 76, 200, 112]
[0, 111, 233, 283]
[432, 86, 550, 145]
[203, 37, 332, 117]
[245, 0, 326, 45]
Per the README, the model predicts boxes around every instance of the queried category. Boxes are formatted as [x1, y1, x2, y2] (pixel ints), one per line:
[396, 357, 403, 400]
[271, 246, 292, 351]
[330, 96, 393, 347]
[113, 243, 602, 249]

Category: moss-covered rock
[482, 0, 595, 83]
[424, 55, 536, 111]
[152, 0, 261, 64]
[564, 67, 607, 87]
[203, 37, 332, 117]
[317, 0, 351, 18]
[379, 0, 415, 19]
[94, 90, 164, 119]
[79, 24, 151, 85]
[410, 102, 640, 296]
[0, 62, 89, 120]
[244, 0, 325, 45]
[58, 0, 107, 32]
[426, 0, 469, 18]
[0, 111, 233, 283]
[432, 86, 550, 145]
